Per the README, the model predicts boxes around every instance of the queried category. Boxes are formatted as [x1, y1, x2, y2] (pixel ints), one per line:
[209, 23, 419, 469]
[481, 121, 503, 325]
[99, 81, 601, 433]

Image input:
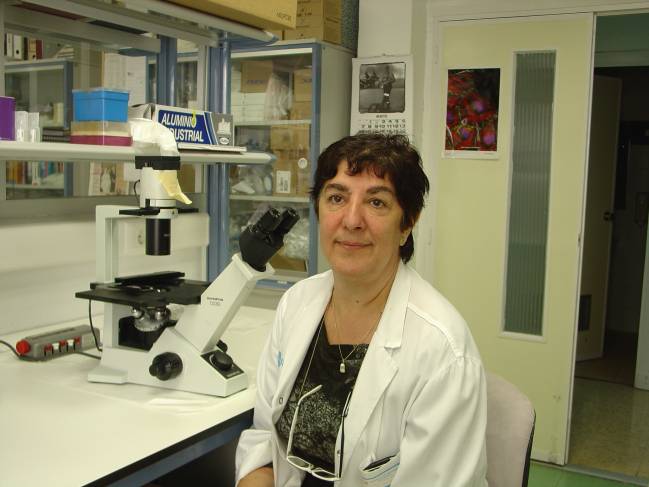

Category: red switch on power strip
[15, 340, 31, 355]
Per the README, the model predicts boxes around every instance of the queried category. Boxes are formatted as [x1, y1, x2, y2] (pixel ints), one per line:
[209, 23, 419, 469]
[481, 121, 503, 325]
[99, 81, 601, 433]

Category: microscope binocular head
[239, 207, 300, 272]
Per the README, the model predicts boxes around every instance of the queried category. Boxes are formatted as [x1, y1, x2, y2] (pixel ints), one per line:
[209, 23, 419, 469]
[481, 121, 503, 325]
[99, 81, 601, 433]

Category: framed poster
[350, 55, 413, 139]
[444, 67, 500, 159]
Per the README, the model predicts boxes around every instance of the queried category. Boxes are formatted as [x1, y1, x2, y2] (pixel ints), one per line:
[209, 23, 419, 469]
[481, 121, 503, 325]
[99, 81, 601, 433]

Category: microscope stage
[75, 272, 209, 308]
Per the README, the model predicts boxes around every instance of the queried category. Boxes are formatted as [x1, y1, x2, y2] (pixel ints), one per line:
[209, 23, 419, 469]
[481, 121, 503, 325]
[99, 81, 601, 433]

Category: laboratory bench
[0, 305, 275, 487]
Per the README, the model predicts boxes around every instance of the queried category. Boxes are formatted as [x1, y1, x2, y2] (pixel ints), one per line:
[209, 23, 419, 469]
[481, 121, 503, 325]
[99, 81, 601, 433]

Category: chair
[485, 372, 536, 487]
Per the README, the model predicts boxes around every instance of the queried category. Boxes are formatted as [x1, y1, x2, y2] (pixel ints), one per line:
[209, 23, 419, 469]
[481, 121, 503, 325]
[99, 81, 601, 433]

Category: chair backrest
[485, 372, 536, 487]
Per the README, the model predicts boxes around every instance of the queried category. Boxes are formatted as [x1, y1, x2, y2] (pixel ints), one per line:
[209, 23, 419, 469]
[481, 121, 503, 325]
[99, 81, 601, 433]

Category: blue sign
[157, 109, 214, 145]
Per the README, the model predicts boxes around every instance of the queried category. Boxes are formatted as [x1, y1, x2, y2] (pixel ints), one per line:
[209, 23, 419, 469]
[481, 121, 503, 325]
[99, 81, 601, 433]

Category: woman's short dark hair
[310, 133, 429, 263]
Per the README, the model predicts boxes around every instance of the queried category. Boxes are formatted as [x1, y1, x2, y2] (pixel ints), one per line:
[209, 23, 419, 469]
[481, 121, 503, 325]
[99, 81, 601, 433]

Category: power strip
[15, 325, 98, 360]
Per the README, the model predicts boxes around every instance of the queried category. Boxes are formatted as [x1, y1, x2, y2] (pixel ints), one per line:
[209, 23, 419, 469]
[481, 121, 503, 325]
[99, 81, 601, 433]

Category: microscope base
[88, 327, 248, 397]
[88, 364, 129, 384]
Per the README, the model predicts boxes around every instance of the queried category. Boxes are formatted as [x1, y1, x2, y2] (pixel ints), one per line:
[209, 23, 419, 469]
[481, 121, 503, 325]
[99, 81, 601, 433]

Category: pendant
[339, 361, 346, 373]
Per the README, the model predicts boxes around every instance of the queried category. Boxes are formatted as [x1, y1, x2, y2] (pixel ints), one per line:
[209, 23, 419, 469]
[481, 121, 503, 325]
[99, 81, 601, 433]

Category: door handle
[603, 211, 614, 221]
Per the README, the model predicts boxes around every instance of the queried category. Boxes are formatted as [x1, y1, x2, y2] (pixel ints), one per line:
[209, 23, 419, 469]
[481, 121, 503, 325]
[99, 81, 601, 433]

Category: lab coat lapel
[341, 264, 411, 472]
[272, 273, 334, 424]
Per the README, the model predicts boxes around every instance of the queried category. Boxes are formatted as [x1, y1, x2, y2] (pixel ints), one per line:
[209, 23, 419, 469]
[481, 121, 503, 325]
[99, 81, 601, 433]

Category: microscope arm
[174, 207, 299, 354]
[173, 253, 274, 354]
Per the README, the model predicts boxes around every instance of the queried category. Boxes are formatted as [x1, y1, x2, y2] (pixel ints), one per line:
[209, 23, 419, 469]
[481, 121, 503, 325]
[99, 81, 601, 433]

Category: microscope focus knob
[209, 349, 233, 371]
[149, 352, 183, 381]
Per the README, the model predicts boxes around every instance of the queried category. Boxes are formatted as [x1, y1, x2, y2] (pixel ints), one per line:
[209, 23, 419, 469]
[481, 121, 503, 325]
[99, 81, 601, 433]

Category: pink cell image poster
[445, 68, 500, 153]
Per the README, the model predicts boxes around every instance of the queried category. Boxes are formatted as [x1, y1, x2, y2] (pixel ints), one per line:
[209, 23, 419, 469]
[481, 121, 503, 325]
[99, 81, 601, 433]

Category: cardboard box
[295, 154, 311, 196]
[284, 20, 341, 44]
[284, 0, 341, 43]
[272, 150, 310, 197]
[270, 252, 307, 272]
[241, 106, 266, 122]
[274, 148, 309, 162]
[241, 60, 274, 93]
[293, 68, 312, 102]
[289, 100, 312, 120]
[244, 92, 268, 104]
[270, 124, 310, 150]
[273, 158, 296, 195]
[296, 0, 341, 27]
[166, 0, 297, 30]
[231, 92, 245, 106]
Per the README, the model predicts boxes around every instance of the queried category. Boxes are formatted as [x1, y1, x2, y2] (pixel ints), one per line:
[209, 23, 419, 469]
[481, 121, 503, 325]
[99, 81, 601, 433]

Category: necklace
[298, 318, 324, 398]
[330, 296, 381, 373]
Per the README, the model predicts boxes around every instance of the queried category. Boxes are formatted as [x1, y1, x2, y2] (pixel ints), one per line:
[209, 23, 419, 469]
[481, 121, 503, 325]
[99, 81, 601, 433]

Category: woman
[236, 134, 487, 486]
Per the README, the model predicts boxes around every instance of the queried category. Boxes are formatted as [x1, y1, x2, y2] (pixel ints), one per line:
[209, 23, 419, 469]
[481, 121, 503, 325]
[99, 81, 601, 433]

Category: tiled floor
[575, 332, 637, 386]
[569, 377, 649, 480]
[529, 463, 645, 486]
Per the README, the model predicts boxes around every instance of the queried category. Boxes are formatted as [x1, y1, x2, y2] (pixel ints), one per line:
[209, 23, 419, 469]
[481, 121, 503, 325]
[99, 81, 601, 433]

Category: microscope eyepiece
[254, 208, 282, 234]
[277, 208, 300, 235]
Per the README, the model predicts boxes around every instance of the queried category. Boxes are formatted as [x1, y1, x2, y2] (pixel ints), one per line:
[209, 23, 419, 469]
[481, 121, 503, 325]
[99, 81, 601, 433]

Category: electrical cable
[0, 340, 35, 362]
[133, 179, 140, 206]
[77, 351, 101, 360]
[88, 300, 103, 352]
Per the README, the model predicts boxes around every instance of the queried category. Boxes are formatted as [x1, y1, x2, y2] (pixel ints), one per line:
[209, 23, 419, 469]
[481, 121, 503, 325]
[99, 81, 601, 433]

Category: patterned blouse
[275, 318, 368, 486]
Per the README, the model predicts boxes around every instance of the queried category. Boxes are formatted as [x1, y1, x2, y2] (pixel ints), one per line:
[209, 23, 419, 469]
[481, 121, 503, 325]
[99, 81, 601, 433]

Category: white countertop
[0, 305, 275, 487]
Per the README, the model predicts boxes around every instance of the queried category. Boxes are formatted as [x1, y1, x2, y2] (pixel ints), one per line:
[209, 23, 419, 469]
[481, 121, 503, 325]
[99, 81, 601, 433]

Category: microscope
[76, 154, 298, 397]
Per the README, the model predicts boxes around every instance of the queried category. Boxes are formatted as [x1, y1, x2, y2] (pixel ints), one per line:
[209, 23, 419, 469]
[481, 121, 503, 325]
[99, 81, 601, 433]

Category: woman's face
[318, 160, 410, 282]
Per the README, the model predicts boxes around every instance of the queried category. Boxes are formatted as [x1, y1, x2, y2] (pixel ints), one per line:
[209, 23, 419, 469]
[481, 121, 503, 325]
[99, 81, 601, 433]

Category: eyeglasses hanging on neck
[286, 384, 353, 482]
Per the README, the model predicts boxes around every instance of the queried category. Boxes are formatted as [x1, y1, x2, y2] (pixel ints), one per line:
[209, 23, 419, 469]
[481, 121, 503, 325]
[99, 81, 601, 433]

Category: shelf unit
[236, 119, 312, 127]
[226, 41, 353, 285]
[11, 183, 59, 189]
[0, 1, 280, 281]
[4, 58, 72, 128]
[230, 194, 309, 203]
[3, 58, 74, 196]
[0, 141, 273, 165]
[2, 0, 273, 55]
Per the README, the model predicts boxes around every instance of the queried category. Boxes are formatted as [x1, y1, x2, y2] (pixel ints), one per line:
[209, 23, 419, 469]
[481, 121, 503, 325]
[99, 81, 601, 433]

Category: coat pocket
[359, 452, 400, 487]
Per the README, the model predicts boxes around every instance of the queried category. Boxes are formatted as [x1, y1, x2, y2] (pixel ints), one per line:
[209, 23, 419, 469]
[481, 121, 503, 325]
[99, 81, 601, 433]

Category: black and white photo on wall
[358, 62, 406, 113]
[351, 55, 413, 139]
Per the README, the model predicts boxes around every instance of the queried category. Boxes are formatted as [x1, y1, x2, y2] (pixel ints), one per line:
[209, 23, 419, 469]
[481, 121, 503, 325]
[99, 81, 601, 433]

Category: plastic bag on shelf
[264, 73, 289, 120]
[230, 165, 272, 195]
[282, 217, 309, 260]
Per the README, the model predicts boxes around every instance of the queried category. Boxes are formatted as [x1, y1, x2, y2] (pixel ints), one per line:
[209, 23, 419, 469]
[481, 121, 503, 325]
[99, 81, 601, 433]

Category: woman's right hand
[237, 466, 274, 487]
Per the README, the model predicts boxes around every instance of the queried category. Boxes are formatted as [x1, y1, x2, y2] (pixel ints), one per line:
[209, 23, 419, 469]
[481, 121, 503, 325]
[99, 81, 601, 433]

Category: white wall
[358, 0, 413, 57]
[0, 213, 208, 337]
[357, 0, 435, 275]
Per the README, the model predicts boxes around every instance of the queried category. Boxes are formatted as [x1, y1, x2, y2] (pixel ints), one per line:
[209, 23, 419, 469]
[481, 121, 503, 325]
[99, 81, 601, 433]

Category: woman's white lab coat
[235, 263, 488, 486]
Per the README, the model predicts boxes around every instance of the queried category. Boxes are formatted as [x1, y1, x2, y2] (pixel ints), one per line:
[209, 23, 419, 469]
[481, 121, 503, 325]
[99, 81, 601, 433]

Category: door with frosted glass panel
[433, 15, 594, 464]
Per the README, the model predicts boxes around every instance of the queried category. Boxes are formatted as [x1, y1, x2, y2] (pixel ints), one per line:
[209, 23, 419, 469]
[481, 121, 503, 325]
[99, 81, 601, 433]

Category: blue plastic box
[73, 88, 129, 122]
